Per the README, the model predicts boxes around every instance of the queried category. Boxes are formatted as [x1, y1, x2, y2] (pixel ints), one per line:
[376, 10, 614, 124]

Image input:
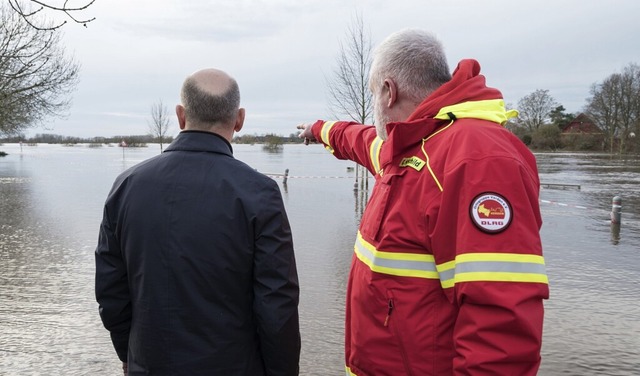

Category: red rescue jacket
[311, 59, 549, 376]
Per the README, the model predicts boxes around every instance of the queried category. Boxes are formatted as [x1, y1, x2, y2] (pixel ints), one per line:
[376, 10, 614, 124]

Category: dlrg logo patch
[469, 192, 512, 233]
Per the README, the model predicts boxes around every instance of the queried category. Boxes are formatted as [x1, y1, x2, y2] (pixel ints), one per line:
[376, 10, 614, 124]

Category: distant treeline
[233, 133, 301, 144]
[1, 132, 302, 146]
[0, 133, 174, 147]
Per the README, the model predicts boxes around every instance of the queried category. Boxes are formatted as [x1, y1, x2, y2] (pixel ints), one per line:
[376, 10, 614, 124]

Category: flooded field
[1, 144, 639, 375]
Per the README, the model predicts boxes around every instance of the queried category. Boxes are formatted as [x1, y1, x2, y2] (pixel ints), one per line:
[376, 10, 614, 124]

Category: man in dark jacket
[95, 68, 300, 375]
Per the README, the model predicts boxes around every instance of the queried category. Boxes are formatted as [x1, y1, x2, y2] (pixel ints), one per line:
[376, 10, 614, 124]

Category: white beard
[374, 104, 390, 141]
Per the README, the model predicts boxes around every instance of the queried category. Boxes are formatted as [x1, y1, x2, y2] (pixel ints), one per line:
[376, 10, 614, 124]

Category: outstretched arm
[298, 120, 382, 176]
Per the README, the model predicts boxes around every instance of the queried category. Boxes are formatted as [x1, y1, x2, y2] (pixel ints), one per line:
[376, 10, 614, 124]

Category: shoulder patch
[469, 192, 512, 233]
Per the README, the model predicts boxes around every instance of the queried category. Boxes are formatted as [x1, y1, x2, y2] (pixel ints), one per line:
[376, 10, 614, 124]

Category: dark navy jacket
[95, 131, 300, 375]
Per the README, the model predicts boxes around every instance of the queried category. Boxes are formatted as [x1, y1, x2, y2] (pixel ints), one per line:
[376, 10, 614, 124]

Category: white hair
[369, 29, 451, 102]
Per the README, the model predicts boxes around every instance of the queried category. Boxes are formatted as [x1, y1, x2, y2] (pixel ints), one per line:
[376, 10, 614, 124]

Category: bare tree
[586, 63, 640, 153]
[148, 99, 171, 152]
[517, 89, 559, 132]
[326, 13, 373, 124]
[325, 13, 374, 191]
[7, 0, 96, 30]
[0, 6, 79, 135]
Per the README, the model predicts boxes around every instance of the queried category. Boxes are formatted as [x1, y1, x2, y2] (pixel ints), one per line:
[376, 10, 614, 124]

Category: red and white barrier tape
[265, 174, 601, 212]
[539, 199, 588, 210]
[263, 175, 353, 179]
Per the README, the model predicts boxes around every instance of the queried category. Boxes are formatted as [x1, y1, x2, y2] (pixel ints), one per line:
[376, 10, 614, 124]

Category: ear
[176, 105, 186, 130]
[384, 79, 398, 108]
[234, 108, 245, 133]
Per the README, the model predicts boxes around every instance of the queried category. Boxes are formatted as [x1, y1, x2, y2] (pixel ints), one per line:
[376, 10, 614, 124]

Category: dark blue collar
[164, 130, 233, 156]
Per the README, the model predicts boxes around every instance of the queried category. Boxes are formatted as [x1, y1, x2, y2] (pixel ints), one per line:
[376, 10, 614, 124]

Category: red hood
[407, 59, 504, 121]
[381, 59, 504, 164]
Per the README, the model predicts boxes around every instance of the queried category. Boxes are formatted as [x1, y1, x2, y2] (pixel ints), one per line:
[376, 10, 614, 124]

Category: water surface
[0, 144, 638, 375]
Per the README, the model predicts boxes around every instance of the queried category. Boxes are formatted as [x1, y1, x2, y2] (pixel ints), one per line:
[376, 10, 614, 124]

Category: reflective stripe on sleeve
[354, 232, 439, 279]
[345, 366, 356, 376]
[354, 232, 548, 287]
[369, 136, 383, 175]
[320, 121, 337, 154]
[437, 253, 549, 289]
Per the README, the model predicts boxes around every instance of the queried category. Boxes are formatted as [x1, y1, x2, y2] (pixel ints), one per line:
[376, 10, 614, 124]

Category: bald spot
[188, 68, 234, 96]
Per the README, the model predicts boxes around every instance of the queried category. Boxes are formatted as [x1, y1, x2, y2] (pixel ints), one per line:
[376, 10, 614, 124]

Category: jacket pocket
[360, 170, 404, 241]
[385, 289, 414, 376]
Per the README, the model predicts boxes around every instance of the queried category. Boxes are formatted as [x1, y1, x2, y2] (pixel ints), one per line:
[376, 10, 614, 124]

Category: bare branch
[0, 6, 79, 134]
[325, 12, 373, 125]
[516, 89, 558, 131]
[585, 63, 640, 153]
[7, 0, 96, 30]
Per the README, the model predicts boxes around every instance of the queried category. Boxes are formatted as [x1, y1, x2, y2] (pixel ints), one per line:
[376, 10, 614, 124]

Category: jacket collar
[164, 130, 233, 156]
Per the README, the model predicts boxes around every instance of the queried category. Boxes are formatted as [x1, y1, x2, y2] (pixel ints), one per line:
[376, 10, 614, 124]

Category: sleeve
[95, 202, 131, 363]
[252, 180, 301, 376]
[310, 120, 383, 175]
[433, 154, 549, 376]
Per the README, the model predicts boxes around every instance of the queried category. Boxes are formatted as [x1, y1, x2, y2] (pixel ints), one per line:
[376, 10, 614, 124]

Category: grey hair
[180, 77, 240, 129]
[369, 29, 451, 102]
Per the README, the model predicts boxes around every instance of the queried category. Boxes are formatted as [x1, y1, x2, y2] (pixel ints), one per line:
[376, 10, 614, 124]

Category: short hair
[369, 29, 451, 102]
[180, 77, 240, 129]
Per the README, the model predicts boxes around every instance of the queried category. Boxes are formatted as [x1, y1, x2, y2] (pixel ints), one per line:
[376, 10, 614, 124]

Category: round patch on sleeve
[469, 192, 512, 233]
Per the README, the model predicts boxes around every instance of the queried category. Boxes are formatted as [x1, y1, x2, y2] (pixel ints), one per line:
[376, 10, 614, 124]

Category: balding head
[176, 68, 244, 138]
[188, 68, 235, 98]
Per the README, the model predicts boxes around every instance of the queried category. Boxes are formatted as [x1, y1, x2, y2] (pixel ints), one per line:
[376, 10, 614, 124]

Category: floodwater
[0, 143, 639, 375]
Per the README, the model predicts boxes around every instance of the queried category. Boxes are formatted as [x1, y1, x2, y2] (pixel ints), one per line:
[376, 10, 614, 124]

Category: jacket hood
[407, 59, 504, 122]
[381, 60, 511, 164]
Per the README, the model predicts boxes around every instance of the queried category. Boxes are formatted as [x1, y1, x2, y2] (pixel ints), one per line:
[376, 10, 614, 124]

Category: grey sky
[32, 0, 640, 138]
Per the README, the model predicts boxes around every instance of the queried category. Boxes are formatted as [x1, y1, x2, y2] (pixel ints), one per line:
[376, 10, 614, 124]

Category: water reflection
[610, 223, 621, 245]
[353, 184, 368, 224]
[0, 146, 639, 375]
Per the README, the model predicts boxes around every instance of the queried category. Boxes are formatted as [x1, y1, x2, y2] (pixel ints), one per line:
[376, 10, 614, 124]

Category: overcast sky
[29, 0, 640, 138]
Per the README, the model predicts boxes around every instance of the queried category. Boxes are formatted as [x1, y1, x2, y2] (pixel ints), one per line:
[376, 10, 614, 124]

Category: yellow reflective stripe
[419, 129, 443, 192]
[437, 252, 549, 289]
[455, 272, 549, 284]
[345, 366, 356, 376]
[369, 136, 383, 174]
[420, 119, 454, 192]
[320, 121, 337, 153]
[354, 233, 548, 287]
[354, 232, 439, 279]
[434, 99, 518, 125]
[457, 253, 546, 264]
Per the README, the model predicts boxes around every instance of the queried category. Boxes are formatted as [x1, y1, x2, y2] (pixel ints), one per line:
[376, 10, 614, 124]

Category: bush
[262, 134, 283, 152]
[561, 133, 604, 151]
[505, 123, 532, 145]
[531, 124, 562, 151]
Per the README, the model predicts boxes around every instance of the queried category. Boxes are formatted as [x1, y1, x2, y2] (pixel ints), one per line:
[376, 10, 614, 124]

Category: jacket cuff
[110, 331, 129, 362]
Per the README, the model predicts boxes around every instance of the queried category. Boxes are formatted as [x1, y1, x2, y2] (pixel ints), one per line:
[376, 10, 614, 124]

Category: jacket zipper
[384, 298, 394, 327]
[384, 295, 413, 376]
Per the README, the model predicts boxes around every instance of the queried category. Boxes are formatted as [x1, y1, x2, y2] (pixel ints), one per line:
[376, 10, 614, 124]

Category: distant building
[561, 113, 602, 134]
[560, 113, 605, 151]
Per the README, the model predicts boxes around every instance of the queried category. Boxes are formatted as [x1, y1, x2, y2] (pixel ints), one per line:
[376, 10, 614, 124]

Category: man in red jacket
[299, 29, 549, 375]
